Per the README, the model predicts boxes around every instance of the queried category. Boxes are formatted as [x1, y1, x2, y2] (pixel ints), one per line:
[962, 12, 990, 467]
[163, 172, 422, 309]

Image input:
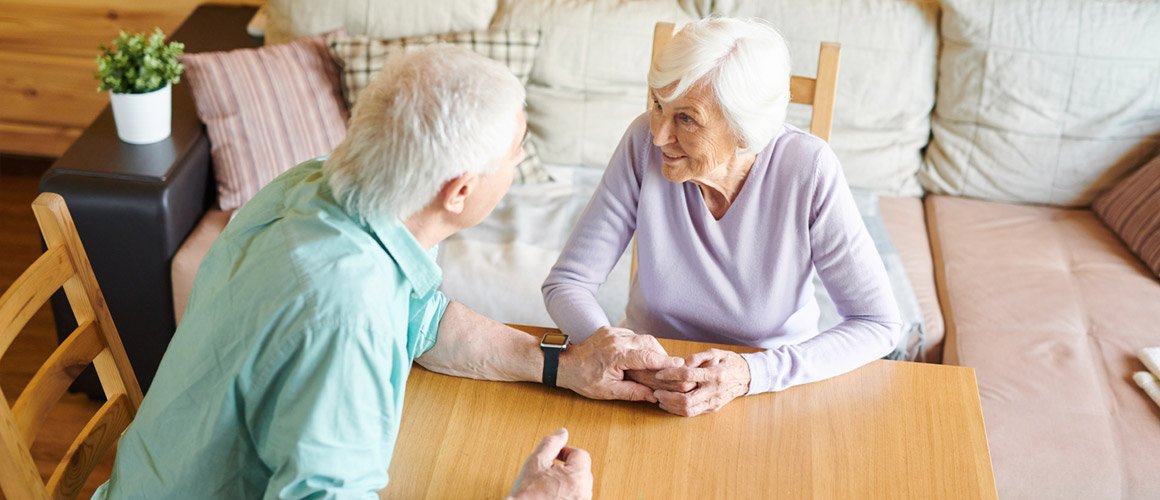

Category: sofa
[42, 1, 1160, 498]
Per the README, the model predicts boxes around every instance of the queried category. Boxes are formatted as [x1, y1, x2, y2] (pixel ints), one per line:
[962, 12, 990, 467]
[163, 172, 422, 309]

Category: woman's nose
[653, 117, 675, 147]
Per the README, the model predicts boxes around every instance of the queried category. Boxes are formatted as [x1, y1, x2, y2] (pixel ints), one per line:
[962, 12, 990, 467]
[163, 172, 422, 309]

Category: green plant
[95, 28, 185, 94]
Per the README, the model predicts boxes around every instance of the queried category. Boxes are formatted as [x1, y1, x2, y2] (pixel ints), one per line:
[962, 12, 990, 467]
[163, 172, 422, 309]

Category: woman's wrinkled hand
[652, 349, 751, 417]
[625, 368, 697, 393]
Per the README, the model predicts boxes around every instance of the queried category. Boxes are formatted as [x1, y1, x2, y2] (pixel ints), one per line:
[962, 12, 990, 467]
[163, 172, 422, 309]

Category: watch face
[541, 333, 569, 348]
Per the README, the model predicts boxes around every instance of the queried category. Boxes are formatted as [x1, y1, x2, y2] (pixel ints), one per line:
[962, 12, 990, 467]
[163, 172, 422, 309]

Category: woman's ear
[438, 172, 479, 215]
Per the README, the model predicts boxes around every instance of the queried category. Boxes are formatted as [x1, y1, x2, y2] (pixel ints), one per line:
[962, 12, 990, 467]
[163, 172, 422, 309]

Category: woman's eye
[652, 98, 662, 111]
[677, 113, 694, 124]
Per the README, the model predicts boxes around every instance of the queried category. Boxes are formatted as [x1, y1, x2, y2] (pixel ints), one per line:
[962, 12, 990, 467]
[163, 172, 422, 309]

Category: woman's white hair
[325, 45, 526, 220]
[649, 17, 792, 155]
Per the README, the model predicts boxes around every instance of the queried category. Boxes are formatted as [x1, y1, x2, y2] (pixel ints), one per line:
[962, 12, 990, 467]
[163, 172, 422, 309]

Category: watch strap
[541, 345, 561, 387]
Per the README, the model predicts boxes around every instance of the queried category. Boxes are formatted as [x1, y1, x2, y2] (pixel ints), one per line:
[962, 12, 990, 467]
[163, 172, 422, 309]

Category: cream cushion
[710, 0, 939, 196]
[926, 195, 1160, 498]
[265, 0, 499, 45]
[490, 0, 692, 168]
[921, 0, 1160, 207]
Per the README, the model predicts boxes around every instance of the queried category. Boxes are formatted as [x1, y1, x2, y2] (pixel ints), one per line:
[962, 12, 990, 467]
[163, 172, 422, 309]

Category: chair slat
[0, 245, 73, 357]
[12, 321, 105, 446]
[789, 76, 816, 105]
[0, 392, 51, 500]
[46, 394, 132, 500]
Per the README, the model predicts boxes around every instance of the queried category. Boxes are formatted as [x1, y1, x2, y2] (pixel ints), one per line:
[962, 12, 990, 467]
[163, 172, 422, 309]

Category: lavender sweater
[542, 115, 902, 394]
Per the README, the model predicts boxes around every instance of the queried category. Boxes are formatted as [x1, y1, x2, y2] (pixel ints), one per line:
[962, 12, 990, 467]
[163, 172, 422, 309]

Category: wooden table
[384, 328, 997, 499]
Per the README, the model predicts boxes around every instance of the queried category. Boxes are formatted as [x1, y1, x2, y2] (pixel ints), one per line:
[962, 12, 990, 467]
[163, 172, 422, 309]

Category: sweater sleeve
[742, 145, 903, 394]
[542, 116, 648, 342]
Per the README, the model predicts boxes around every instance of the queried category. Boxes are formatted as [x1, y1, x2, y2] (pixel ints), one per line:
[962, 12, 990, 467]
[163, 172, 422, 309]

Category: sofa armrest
[40, 4, 261, 393]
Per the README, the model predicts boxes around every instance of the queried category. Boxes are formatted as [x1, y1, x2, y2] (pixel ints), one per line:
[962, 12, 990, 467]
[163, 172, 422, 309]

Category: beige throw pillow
[265, 0, 499, 45]
[920, 0, 1160, 207]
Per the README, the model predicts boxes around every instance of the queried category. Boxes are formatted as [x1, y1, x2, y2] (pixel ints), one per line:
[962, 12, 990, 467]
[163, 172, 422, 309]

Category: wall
[0, 0, 264, 158]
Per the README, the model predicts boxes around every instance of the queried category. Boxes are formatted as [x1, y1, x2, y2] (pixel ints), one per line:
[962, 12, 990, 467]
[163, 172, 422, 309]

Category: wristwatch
[539, 332, 570, 387]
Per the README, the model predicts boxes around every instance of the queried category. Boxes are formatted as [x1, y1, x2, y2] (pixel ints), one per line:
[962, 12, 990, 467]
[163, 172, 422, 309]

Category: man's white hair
[649, 17, 792, 155]
[325, 45, 526, 220]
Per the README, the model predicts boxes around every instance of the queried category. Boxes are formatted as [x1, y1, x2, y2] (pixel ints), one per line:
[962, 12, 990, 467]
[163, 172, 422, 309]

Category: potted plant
[95, 28, 185, 144]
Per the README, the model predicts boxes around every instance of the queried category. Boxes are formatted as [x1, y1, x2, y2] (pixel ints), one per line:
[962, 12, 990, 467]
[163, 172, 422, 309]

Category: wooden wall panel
[0, 0, 264, 157]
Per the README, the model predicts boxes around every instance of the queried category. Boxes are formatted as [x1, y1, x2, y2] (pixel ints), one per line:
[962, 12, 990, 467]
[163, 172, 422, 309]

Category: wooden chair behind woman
[0, 192, 144, 500]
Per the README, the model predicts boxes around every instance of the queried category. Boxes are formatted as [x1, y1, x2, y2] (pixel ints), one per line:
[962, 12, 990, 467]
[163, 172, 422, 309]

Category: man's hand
[653, 349, 751, 417]
[557, 327, 685, 402]
[508, 428, 593, 500]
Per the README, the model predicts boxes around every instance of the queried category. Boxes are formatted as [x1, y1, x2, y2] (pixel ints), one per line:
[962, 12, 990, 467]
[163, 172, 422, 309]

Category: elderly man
[95, 46, 681, 499]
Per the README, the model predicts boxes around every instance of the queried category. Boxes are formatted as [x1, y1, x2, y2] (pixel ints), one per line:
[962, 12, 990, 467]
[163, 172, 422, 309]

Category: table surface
[383, 327, 997, 499]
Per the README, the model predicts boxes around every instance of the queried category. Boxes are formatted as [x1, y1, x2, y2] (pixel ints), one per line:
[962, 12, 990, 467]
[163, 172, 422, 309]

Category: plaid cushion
[328, 30, 550, 184]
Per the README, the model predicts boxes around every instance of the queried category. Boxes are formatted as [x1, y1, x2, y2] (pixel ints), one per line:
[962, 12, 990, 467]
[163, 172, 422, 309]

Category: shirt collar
[363, 213, 442, 298]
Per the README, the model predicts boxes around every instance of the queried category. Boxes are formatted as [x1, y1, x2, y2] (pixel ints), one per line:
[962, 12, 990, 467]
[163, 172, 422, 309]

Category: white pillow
[712, 0, 938, 197]
[491, 0, 693, 168]
[920, 0, 1160, 207]
[265, 0, 499, 45]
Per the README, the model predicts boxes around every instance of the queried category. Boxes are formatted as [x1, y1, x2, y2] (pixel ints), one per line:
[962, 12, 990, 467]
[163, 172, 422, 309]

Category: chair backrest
[0, 192, 143, 500]
[632, 22, 842, 278]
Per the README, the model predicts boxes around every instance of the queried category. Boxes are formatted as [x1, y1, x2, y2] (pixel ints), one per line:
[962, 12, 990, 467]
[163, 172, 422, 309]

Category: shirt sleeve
[542, 116, 647, 342]
[742, 145, 903, 394]
[249, 321, 399, 499]
[418, 290, 449, 355]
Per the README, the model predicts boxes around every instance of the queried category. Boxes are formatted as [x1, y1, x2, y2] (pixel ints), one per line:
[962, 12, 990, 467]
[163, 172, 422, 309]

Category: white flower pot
[109, 84, 172, 144]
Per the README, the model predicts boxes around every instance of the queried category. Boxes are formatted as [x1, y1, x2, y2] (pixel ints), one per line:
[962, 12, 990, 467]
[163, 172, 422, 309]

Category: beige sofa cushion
[926, 195, 1160, 498]
[172, 209, 231, 324]
[490, 0, 692, 168]
[921, 1, 1160, 207]
[879, 196, 944, 362]
[265, 0, 499, 45]
[709, 0, 938, 196]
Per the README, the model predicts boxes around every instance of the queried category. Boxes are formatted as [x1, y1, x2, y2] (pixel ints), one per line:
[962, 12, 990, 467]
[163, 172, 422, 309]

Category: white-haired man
[95, 46, 681, 499]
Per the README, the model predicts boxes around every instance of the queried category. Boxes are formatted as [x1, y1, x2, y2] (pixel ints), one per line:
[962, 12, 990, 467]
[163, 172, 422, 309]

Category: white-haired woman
[542, 18, 902, 417]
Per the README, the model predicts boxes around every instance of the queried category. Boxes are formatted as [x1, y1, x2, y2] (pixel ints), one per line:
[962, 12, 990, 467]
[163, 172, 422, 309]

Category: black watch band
[539, 333, 570, 387]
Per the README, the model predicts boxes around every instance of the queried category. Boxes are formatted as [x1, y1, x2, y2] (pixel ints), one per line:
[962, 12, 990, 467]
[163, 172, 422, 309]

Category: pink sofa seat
[925, 195, 1160, 499]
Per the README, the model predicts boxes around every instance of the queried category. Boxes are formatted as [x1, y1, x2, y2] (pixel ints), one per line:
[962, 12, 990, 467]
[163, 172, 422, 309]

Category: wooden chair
[632, 22, 842, 278]
[0, 192, 144, 500]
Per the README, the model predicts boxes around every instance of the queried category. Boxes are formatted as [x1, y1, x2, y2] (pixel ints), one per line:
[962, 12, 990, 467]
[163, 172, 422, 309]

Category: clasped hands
[557, 326, 750, 417]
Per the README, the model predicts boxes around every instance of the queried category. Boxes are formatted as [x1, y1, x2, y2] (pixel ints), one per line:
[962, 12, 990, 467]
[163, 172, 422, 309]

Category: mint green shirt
[96, 158, 448, 499]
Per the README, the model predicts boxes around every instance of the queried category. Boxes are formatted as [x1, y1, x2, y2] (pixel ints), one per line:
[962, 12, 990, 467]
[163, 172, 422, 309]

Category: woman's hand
[652, 349, 751, 417]
[625, 368, 697, 393]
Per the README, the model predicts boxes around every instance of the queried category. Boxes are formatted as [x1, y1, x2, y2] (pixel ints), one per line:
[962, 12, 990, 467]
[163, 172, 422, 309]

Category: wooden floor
[0, 157, 113, 499]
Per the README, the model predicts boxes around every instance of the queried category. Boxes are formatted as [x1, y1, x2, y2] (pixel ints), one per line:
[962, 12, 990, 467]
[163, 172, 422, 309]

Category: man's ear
[438, 172, 478, 215]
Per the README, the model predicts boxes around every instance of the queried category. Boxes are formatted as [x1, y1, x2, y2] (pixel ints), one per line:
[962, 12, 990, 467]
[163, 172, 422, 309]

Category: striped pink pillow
[1093, 153, 1160, 277]
[183, 35, 348, 211]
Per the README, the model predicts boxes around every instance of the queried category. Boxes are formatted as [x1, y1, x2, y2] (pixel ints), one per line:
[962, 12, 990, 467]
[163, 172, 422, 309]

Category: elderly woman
[542, 18, 902, 417]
